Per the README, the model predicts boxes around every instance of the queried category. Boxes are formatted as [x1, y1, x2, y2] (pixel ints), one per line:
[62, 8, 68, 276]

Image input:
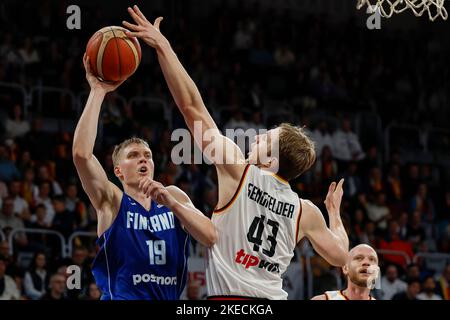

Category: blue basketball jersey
[92, 193, 189, 300]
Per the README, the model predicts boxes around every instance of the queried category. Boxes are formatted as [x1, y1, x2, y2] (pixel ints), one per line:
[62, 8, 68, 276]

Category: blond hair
[277, 123, 316, 180]
[112, 137, 150, 166]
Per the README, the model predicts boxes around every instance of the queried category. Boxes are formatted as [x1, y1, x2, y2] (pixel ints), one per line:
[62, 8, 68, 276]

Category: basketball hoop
[356, 0, 448, 21]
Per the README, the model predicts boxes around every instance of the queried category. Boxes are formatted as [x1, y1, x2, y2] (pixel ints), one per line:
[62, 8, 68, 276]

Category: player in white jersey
[123, 6, 349, 300]
[312, 244, 379, 300]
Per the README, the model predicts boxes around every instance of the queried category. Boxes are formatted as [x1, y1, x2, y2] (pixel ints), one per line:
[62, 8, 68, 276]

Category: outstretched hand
[83, 53, 124, 93]
[324, 179, 344, 216]
[122, 5, 166, 49]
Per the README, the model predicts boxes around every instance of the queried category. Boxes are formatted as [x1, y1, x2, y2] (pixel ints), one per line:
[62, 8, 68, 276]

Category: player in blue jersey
[72, 54, 217, 300]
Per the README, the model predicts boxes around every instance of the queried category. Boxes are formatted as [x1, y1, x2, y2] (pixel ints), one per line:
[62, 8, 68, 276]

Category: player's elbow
[329, 247, 348, 267]
[72, 149, 92, 164]
[208, 228, 219, 247]
[202, 226, 218, 248]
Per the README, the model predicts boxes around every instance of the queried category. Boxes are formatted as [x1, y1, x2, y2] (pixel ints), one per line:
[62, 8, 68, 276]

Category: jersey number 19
[146, 240, 166, 265]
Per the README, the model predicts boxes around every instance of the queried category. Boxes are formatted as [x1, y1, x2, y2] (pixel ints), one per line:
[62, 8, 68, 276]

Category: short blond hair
[277, 123, 316, 180]
[112, 137, 150, 166]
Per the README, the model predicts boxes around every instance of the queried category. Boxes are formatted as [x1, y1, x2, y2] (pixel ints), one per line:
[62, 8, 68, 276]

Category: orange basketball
[86, 26, 141, 82]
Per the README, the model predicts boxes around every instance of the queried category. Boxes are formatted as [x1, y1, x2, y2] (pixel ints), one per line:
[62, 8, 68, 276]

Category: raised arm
[122, 6, 246, 180]
[299, 179, 349, 266]
[72, 55, 123, 222]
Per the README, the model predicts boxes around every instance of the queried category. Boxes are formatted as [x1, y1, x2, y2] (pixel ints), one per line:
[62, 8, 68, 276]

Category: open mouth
[359, 269, 369, 275]
[138, 166, 148, 174]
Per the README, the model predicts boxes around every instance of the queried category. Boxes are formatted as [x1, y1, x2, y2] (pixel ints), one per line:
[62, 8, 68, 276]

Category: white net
[356, 0, 448, 21]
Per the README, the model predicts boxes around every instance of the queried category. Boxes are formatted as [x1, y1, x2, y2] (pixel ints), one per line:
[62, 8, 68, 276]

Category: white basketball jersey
[206, 165, 302, 300]
[324, 290, 376, 300]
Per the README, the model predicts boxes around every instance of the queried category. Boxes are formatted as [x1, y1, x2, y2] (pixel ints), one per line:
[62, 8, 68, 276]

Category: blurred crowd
[0, 0, 449, 300]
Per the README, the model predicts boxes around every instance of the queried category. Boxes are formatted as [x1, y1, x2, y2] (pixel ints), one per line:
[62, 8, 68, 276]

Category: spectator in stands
[0, 255, 20, 300]
[332, 118, 365, 165]
[223, 109, 250, 133]
[0, 144, 20, 183]
[361, 192, 391, 231]
[386, 164, 403, 204]
[274, 44, 296, 67]
[314, 145, 337, 184]
[21, 167, 36, 206]
[379, 223, 414, 269]
[30, 204, 50, 229]
[417, 276, 442, 300]
[64, 183, 87, 229]
[366, 167, 384, 195]
[379, 264, 407, 300]
[23, 252, 48, 300]
[51, 195, 77, 238]
[407, 210, 426, 247]
[0, 181, 8, 204]
[80, 282, 101, 300]
[34, 181, 55, 225]
[9, 180, 30, 221]
[436, 264, 450, 300]
[360, 221, 377, 248]
[410, 183, 435, 225]
[404, 164, 421, 200]
[349, 208, 367, 246]
[0, 197, 27, 247]
[311, 120, 333, 158]
[360, 146, 382, 177]
[40, 273, 67, 300]
[233, 21, 253, 51]
[35, 164, 63, 196]
[19, 117, 54, 162]
[53, 143, 75, 183]
[18, 37, 40, 66]
[16, 150, 34, 174]
[5, 104, 30, 139]
[341, 162, 362, 199]
[405, 264, 421, 281]
[392, 278, 420, 300]
[186, 279, 202, 300]
[398, 212, 409, 240]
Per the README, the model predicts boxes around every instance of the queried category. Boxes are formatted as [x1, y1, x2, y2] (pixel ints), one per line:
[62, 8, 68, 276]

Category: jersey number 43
[247, 215, 279, 257]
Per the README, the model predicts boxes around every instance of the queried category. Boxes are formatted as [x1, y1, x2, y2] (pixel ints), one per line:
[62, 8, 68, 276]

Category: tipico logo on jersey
[234, 249, 280, 273]
[132, 273, 177, 286]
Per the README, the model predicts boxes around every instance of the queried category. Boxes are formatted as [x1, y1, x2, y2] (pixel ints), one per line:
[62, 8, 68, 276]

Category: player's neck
[344, 283, 371, 300]
[123, 185, 152, 211]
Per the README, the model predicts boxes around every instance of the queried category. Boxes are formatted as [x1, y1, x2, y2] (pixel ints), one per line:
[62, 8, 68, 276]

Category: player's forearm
[170, 201, 217, 247]
[73, 89, 105, 158]
[329, 215, 349, 254]
[155, 39, 204, 114]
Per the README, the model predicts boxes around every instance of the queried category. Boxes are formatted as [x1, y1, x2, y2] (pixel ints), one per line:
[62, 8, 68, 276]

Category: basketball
[86, 26, 141, 82]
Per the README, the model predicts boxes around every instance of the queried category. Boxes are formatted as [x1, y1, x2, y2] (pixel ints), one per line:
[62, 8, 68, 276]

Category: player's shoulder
[299, 199, 320, 214]
[166, 185, 192, 204]
[311, 294, 327, 300]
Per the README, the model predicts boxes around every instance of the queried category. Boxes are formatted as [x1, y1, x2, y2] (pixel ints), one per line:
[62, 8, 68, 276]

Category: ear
[269, 156, 279, 173]
[114, 166, 123, 180]
[342, 264, 348, 277]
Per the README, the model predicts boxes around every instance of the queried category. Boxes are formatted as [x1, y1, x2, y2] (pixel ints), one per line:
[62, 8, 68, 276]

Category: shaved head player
[123, 5, 349, 300]
[312, 244, 379, 300]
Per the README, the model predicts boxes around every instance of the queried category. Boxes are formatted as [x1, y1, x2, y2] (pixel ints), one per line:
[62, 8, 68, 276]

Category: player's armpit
[299, 200, 348, 266]
[73, 154, 121, 213]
